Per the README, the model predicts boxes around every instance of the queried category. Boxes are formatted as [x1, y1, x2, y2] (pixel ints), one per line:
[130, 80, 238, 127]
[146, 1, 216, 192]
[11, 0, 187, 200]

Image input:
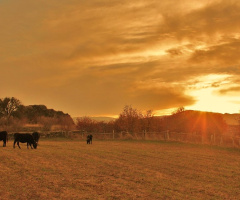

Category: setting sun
[187, 87, 239, 114]
[186, 74, 239, 114]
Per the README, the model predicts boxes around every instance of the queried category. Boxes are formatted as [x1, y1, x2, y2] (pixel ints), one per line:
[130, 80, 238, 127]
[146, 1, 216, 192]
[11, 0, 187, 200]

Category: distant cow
[32, 132, 40, 144]
[13, 133, 37, 149]
[0, 131, 8, 147]
[87, 134, 93, 144]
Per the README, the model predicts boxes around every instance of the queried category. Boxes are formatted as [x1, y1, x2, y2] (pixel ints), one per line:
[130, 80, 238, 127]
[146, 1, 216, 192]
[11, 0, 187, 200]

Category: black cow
[32, 132, 40, 144]
[87, 134, 93, 144]
[13, 133, 37, 149]
[0, 131, 8, 147]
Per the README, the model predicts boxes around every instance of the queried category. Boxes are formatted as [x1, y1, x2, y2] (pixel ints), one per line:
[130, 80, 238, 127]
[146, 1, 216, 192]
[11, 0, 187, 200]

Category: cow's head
[33, 141, 37, 149]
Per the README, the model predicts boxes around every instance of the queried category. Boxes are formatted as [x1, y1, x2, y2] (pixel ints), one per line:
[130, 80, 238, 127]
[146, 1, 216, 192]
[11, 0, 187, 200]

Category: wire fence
[6, 130, 240, 148]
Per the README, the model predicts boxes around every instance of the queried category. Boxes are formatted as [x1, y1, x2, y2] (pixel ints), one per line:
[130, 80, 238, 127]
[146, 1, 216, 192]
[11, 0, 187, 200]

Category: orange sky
[1, 0, 240, 117]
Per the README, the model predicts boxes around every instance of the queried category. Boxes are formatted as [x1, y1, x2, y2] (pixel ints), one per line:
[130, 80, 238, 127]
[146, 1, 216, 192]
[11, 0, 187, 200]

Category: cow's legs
[17, 141, 21, 149]
[28, 143, 33, 149]
[13, 140, 16, 148]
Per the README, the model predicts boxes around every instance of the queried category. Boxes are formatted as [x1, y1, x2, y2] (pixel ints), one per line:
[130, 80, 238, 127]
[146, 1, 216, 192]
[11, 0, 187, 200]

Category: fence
[143, 131, 240, 148]
[7, 130, 240, 148]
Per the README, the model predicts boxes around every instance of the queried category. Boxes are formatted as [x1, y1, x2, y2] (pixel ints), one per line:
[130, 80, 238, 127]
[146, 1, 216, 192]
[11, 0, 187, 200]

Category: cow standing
[13, 133, 37, 149]
[87, 134, 93, 144]
[0, 131, 8, 147]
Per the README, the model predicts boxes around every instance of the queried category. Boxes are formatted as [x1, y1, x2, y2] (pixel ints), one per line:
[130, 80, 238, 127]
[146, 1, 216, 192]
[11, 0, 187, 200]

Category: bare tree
[172, 106, 185, 115]
[115, 105, 143, 133]
[76, 116, 96, 133]
[142, 110, 154, 132]
[0, 97, 21, 120]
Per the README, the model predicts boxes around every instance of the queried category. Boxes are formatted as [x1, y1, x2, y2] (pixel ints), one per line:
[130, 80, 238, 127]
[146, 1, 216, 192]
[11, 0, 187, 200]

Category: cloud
[159, 1, 240, 41]
[1, 0, 240, 116]
[189, 39, 240, 65]
[218, 86, 240, 95]
[166, 48, 183, 56]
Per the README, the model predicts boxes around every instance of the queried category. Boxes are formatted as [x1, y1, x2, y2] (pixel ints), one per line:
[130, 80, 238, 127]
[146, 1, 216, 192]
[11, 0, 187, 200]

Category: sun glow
[186, 74, 239, 114]
[154, 74, 240, 116]
[186, 87, 238, 114]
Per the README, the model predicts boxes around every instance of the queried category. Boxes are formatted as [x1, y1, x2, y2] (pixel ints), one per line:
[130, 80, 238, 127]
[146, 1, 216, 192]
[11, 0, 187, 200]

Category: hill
[0, 98, 75, 131]
[222, 113, 240, 125]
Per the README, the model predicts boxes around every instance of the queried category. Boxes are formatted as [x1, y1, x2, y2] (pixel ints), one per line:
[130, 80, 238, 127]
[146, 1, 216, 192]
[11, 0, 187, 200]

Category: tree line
[0, 97, 230, 139]
[0, 97, 74, 131]
[76, 105, 229, 139]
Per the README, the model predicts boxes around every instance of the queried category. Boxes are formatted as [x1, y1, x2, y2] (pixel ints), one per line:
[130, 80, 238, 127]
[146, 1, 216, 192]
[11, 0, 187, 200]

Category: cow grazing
[0, 131, 8, 147]
[32, 132, 40, 144]
[87, 134, 93, 144]
[13, 133, 37, 149]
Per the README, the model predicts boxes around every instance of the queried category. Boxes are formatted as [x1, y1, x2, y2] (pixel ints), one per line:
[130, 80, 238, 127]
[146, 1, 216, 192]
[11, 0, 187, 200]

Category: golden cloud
[0, 0, 240, 116]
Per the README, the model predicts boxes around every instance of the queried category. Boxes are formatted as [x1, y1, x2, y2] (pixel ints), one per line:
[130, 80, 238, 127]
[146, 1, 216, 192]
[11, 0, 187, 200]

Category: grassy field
[0, 139, 240, 200]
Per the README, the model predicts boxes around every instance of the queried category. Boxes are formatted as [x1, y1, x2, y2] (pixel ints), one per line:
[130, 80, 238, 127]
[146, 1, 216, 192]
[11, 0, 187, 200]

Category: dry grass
[0, 139, 240, 199]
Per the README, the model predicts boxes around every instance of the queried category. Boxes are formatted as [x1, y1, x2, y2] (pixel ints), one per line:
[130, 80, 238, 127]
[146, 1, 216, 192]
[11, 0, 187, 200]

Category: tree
[76, 116, 96, 133]
[171, 106, 185, 115]
[0, 97, 21, 120]
[115, 105, 143, 133]
[142, 110, 154, 132]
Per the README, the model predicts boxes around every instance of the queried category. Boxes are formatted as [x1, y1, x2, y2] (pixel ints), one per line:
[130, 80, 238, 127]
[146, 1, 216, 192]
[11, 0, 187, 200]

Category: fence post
[232, 137, 235, 147]
[113, 130, 115, 140]
[210, 134, 213, 145]
[220, 135, 223, 145]
[165, 130, 169, 140]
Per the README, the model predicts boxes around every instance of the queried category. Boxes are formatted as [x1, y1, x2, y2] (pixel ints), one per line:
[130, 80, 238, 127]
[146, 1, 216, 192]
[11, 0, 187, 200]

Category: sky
[1, 0, 240, 117]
